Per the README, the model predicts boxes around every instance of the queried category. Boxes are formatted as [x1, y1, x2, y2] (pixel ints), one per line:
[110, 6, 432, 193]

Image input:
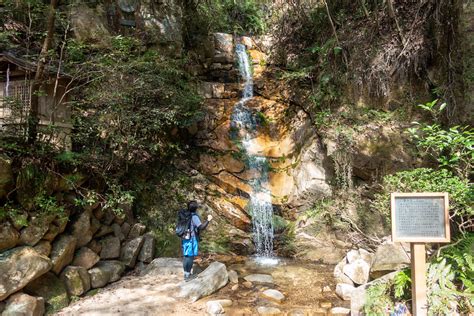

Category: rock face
[141, 258, 183, 276]
[178, 262, 228, 302]
[0, 222, 19, 251]
[24, 272, 69, 314]
[100, 236, 121, 259]
[72, 247, 100, 269]
[138, 232, 155, 263]
[2, 292, 45, 316]
[0, 247, 52, 301]
[50, 235, 77, 274]
[70, 3, 110, 45]
[60, 266, 91, 296]
[370, 242, 410, 278]
[121, 236, 144, 267]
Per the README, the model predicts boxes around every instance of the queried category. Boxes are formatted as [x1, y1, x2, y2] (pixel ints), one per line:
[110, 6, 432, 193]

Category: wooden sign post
[391, 193, 450, 316]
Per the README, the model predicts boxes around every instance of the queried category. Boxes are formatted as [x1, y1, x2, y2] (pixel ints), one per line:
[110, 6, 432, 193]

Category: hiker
[178, 200, 212, 281]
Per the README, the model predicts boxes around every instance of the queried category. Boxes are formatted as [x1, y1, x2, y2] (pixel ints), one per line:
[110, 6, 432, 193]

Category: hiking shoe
[185, 274, 197, 282]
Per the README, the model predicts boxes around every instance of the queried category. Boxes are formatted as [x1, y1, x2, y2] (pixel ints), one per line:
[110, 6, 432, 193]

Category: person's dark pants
[183, 256, 194, 274]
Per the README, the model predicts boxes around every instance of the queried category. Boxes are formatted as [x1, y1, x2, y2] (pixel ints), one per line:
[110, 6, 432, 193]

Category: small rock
[206, 301, 224, 315]
[24, 272, 69, 313]
[121, 236, 145, 268]
[100, 236, 121, 259]
[0, 222, 19, 251]
[336, 283, 355, 301]
[112, 223, 125, 241]
[243, 281, 253, 288]
[330, 307, 350, 316]
[343, 259, 370, 285]
[257, 306, 281, 315]
[322, 285, 332, 292]
[3, 292, 44, 316]
[50, 235, 77, 274]
[138, 232, 155, 263]
[128, 223, 146, 239]
[320, 301, 332, 308]
[262, 289, 285, 303]
[33, 240, 52, 257]
[244, 274, 273, 284]
[0, 247, 52, 301]
[60, 266, 91, 296]
[72, 247, 100, 269]
[228, 270, 238, 283]
[358, 248, 374, 265]
[231, 284, 239, 291]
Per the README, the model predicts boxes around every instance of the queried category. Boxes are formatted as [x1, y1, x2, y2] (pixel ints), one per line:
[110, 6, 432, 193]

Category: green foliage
[427, 258, 460, 315]
[372, 168, 473, 232]
[34, 194, 65, 218]
[363, 282, 394, 315]
[103, 184, 134, 218]
[393, 269, 411, 299]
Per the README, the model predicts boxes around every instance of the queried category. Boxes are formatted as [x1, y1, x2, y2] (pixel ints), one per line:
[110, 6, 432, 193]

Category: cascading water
[231, 43, 275, 260]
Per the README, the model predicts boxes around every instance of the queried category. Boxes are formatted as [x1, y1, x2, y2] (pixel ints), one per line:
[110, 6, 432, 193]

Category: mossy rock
[24, 272, 70, 314]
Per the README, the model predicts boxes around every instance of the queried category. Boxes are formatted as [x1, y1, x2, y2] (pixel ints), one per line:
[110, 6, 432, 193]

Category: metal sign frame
[391, 192, 450, 243]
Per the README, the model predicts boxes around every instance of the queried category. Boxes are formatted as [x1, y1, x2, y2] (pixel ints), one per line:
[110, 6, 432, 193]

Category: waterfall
[232, 44, 275, 259]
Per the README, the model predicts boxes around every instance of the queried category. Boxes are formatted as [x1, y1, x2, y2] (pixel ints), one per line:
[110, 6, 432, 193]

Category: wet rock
[331, 307, 351, 316]
[0, 222, 19, 251]
[100, 236, 120, 259]
[350, 272, 398, 314]
[72, 247, 100, 269]
[244, 274, 273, 284]
[94, 260, 125, 282]
[334, 261, 354, 286]
[178, 262, 228, 302]
[206, 301, 224, 315]
[50, 235, 77, 274]
[2, 292, 44, 316]
[370, 242, 410, 279]
[88, 265, 111, 288]
[112, 223, 125, 241]
[71, 211, 93, 248]
[60, 266, 91, 296]
[342, 259, 370, 285]
[257, 306, 281, 315]
[138, 232, 155, 263]
[20, 216, 54, 246]
[34, 240, 52, 257]
[0, 247, 52, 301]
[121, 236, 144, 268]
[141, 258, 183, 276]
[262, 289, 285, 303]
[336, 283, 355, 301]
[228, 270, 239, 283]
[0, 155, 14, 199]
[24, 272, 69, 313]
[127, 223, 146, 239]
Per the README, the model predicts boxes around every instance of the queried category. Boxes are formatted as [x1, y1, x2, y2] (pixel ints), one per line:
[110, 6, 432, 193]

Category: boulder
[72, 247, 100, 269]
[94, 260, 125, 282]
[141, 258, 183, 276]
[0, 247, 52, 301]
[121, 222, 131, 237]
[127, 223, 146, 239]
[24, 272, 69, 314]
[370, 243, 410, 279]
[70, 3, 110, 45]
[138, 232, 155, 263]
[213, 33, 234, 63]
[88, 266, 112, 288]
[262, 289, 285, 303]
[2, 293, 44, 316]
[20, 216, 55, 246]
[243, 274, 273, 284]
[121, 236, 144, 268]
[50, 235, 77, 274]
[257, 306, 281, 315]
[71, 211, 93, 248]
[0, 222, 19, 251]
[334, 261, 354, 286]
[350, 272, 398, 314]
[228, 270, 239, 284]
[34, 240, 52, 257]
[178, 262, 228, 302]
[336, 283, 355, 301]
[94, 225, 113, 238]
[0, 155, 14, 199]
[60, 266, 91, 296]
[99, 236, 121, 259]
[112, 223, 125, 241]
[342, 259, 370, 285]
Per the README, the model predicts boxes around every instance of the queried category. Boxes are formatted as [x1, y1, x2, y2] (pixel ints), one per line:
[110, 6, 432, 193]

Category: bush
[372, 168, 473, 233]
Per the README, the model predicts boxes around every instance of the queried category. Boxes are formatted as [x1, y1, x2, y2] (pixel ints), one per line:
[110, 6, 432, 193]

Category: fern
[393, 269, 411, 299]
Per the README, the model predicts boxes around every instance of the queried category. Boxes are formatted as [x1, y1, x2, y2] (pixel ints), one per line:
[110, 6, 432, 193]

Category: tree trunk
[28, 0, 58, 144]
